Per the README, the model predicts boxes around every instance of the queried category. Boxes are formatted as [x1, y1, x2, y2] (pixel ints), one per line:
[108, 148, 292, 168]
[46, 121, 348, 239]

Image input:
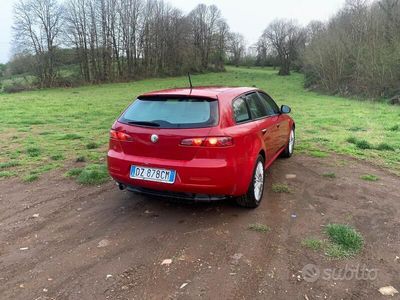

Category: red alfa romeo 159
[107, 86, 295, 208]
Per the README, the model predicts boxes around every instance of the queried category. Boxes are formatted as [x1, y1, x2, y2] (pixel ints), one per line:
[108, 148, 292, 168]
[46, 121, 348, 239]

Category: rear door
[257, 92, 289, 150]
[244, 92, 281, 159]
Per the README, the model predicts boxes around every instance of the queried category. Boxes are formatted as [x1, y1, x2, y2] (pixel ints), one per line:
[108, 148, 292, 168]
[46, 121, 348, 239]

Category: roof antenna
[187, 72, 193, 92]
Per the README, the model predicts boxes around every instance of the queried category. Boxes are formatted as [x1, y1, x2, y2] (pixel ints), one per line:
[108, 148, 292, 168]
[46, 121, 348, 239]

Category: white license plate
[130, 165, 176, 184]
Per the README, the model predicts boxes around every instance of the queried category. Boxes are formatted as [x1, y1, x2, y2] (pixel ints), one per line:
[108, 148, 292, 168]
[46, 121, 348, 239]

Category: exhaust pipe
[117, 182, 127, 190]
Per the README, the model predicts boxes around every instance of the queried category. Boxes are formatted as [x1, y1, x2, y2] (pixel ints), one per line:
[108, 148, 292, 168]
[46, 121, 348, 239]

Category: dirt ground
[0, 154, 399, 300]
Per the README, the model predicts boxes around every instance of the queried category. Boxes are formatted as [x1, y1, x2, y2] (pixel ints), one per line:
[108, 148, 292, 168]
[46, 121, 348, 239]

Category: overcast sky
[0, 0, 346, 63]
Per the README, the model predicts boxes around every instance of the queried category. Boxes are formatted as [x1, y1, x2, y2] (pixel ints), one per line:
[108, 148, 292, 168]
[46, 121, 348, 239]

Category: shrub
[2, 77, 35, 93]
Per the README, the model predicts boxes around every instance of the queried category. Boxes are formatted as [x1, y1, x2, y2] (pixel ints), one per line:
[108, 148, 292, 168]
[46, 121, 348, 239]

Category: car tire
[236, 155, 265, 208]
[281, 127, 295, 158]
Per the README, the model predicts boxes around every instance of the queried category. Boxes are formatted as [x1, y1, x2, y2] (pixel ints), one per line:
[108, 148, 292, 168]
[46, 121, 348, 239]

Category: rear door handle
[262, 128, 268, 134]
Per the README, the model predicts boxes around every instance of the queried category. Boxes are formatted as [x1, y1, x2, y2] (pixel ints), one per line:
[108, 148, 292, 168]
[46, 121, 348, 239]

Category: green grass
[26, 147, 41, 157]
[1, 67, 399, 181]
[309, 150, 329, 158]
[325, 243, 351, 258]
[0, 161, 20, 169]
[355, 139, 373, 150]
[65, 168, 83, 177]
[322, 172, 336, 178]
[86, 142, 99, 149]
[66, 164, 109, 185]
[302, 224, 364, 258]
[375, 143, 395, 151]
[302, 238, 324, 251]
[360, 174, 379, 181]
[324, 224, 363, 257]
[347, 136, 396, 151]
[50, 153, 64, 161]
[271, 183, 291, 193]
[23, 174, 39, 182]
[347, 126, 367, 132]
[76, 156, 86, 162]
[58, 133, 83, 140]
[0, 170, 16, 178]
[346, 136, 373, 149]
[248, 223, 271, 233]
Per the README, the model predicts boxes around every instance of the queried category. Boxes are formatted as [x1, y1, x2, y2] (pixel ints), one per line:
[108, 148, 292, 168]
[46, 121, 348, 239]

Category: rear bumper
[123, 184, 230, 201]
[107, 150, 244, 196]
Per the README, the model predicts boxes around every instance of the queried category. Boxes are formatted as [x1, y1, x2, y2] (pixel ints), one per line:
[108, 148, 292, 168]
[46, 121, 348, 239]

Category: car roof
[139, 86, 259, 100]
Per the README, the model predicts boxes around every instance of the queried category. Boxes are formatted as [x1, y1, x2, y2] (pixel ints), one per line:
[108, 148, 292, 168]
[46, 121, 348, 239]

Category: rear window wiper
[127, 121, 160, 127]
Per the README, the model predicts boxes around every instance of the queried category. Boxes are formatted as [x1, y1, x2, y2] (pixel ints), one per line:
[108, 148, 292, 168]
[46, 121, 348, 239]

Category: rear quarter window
[233, 97, 250, 123]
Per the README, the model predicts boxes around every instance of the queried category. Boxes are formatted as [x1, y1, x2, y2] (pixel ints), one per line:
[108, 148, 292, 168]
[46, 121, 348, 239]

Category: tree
[0, 64, 6, 78]
[117, 0, 142, 77]
[13, 0, 63, 87]
[189, 4, 224, 70]
[13, 0, 236, 88]
[212, 19, 230, 69]
[303, 0, 400, 98]
[378, 0, 400, 43]
[262, 20, 305, 75]
[228, 33, 245, 67]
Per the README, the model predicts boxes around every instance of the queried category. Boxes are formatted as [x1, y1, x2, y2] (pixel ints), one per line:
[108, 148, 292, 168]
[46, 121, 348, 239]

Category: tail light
[180, 137, 233, 147]
[110, 129, 133, 141]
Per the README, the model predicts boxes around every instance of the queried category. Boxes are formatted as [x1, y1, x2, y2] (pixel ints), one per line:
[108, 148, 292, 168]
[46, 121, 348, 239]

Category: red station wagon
[107, 87, 295, 208]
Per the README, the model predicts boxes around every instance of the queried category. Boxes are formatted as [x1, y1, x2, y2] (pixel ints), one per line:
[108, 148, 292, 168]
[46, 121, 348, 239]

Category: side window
[246, 92, 267, 119]
[233, 97, 250, 123]
[258, 92, 280, 116]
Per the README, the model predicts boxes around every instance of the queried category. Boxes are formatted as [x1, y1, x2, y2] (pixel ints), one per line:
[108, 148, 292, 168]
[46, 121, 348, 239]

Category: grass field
[0, 67, 399, 182]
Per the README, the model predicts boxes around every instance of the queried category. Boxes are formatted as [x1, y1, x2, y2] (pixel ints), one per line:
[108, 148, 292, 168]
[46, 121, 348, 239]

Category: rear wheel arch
[258, 149, 266, 165]
[242, 142, 265, 192]
[233, 134, 264, 196]
[236, 154, 266, 208]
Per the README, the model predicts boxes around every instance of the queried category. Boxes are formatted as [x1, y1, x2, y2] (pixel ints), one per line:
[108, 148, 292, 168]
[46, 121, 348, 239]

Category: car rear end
[107, 94, 240, 199]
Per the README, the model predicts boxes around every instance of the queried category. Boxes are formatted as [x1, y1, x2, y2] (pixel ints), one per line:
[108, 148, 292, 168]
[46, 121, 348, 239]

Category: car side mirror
[280, 105, 291, 114]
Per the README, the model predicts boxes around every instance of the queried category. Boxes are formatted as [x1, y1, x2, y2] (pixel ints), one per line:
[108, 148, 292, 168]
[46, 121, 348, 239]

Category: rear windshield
[119, 97, 219, 129]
